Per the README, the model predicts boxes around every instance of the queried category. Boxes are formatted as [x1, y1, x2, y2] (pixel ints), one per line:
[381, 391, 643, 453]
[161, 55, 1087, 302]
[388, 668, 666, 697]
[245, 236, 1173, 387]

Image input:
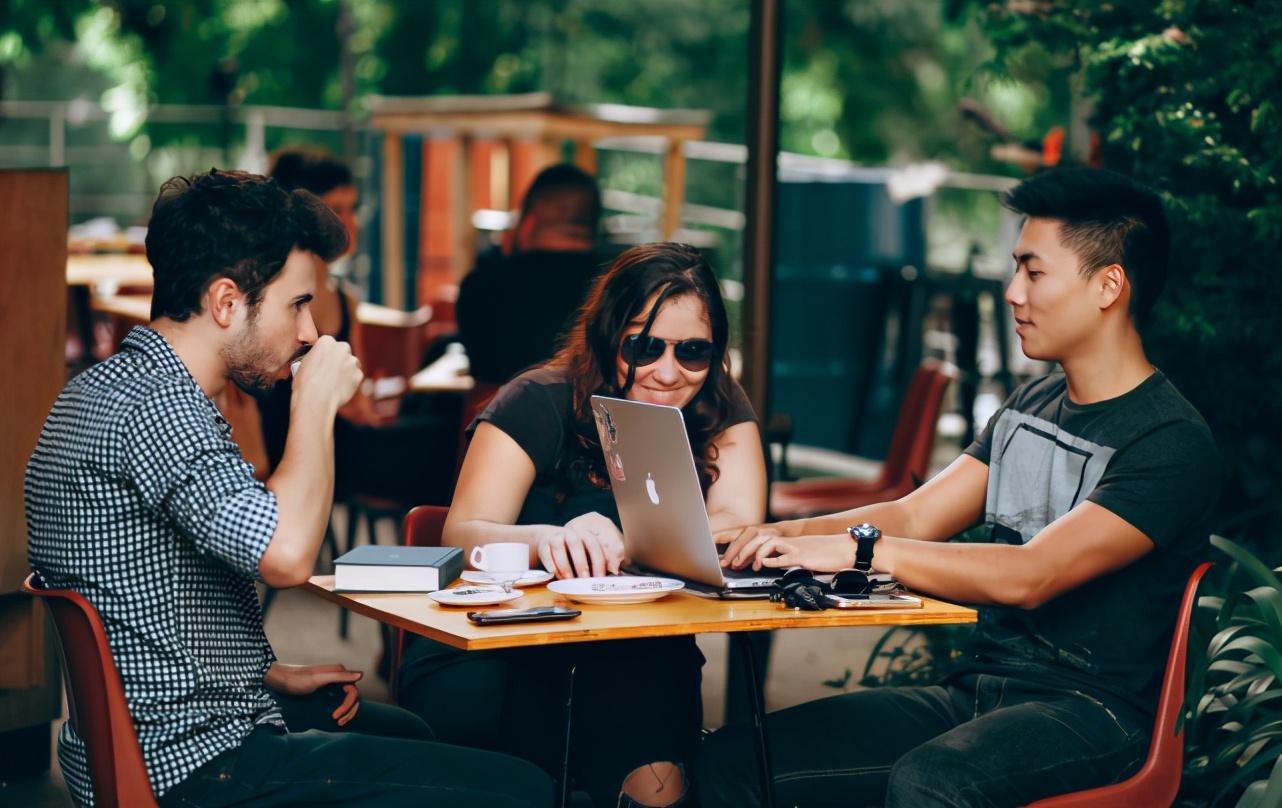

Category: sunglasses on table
[619, 334, 716, 371]
[770, 567, 907, 610]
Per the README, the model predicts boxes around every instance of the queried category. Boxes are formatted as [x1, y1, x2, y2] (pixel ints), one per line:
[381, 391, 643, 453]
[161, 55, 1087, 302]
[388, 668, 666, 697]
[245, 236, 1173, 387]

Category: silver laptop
[590, 395, 782, 596]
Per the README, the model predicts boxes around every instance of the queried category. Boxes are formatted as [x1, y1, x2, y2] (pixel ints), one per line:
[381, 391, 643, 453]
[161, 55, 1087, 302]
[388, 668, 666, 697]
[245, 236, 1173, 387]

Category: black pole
[742, 0, 783, 421]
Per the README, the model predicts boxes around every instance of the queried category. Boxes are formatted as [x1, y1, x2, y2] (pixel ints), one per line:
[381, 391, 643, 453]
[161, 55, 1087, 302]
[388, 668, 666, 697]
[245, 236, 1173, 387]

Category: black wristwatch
[847, 523, 881, 572]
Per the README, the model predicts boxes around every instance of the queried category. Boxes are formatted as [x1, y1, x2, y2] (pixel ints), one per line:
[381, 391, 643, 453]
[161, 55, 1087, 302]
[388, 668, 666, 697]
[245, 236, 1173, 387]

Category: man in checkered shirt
[26, 169, 551, 807]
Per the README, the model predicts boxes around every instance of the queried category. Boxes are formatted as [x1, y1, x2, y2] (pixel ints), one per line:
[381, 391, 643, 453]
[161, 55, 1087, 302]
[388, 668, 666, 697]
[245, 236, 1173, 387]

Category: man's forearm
[789, 499, 918, 539]
[263, 405, 337, 583]
[876, 536, 1044, 607]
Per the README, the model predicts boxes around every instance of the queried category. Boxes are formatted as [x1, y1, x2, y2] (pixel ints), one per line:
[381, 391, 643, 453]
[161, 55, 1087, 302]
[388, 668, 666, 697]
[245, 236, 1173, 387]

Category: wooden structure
[0, 169, 67, 775]
[364, 92, 711, 309]
[305, 575, 976, 652]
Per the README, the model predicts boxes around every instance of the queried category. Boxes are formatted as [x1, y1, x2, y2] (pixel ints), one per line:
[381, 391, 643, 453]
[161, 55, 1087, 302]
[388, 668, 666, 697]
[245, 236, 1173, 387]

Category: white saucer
[460, 569, 554, 587]
[429, 585, 524, 607]
[547, 576, 684, 605]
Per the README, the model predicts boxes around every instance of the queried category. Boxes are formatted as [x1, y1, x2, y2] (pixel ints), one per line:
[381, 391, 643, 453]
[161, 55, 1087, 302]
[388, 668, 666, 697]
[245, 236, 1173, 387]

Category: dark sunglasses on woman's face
[619, 334, 715, 372]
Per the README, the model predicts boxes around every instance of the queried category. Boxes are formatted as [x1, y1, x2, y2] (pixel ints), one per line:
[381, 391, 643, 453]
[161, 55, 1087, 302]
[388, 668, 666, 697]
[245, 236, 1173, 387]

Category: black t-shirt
[456, 250, 607, 385]
[958, 370, 1219, 718]
[473, 367, 758, 529]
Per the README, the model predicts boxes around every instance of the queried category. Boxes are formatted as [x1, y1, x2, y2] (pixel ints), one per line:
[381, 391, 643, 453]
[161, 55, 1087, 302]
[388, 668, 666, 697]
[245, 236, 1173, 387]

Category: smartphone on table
[823, 593, 923, 609]
[467, 606, 582, 625]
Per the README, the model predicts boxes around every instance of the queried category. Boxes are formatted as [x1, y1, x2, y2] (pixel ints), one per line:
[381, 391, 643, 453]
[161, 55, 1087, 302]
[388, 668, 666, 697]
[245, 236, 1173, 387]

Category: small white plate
[547, 576, 684, 605]
[460, 569, 554, 587]
[429, 586, 524, 607]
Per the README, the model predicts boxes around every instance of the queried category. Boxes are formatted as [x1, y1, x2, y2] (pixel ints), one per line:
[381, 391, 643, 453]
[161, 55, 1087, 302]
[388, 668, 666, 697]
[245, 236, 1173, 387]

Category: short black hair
[1002, 167, 1170, 323]
[520, 163, 602, 232]
[268, 146, 354, 197]
[145, 169, 347, 322]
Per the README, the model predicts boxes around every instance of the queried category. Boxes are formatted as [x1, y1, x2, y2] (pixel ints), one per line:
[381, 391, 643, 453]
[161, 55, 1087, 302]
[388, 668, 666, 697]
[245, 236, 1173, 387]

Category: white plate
[429, 585, 524, 607]
[547, 576, 684, 605]
[460, 569, 554, 587]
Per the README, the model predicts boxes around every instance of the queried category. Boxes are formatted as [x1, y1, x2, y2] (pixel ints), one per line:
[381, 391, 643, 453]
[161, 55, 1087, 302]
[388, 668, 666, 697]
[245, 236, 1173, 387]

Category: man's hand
[717, 524, 783, 569]
[739, 533, 855, 574]
[536, 512, 626, 578]
[265, 662, 362, 726]
[293, 335, 364, 415]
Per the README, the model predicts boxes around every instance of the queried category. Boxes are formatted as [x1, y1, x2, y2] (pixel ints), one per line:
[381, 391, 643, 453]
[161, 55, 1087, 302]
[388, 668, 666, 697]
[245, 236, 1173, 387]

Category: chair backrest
[1029, 561, 1213, 807]
[404, 504, 450, 549]
[877, 359, 957, 492]
[1136, 560, 1214, 800]
[21, 574, 158, 808]
[391, 506, 452, 700]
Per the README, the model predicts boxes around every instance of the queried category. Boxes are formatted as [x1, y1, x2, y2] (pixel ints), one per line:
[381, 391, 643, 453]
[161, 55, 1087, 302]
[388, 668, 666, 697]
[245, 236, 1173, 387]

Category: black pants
[697, 673, 1150, 808]
[157, 687, 553, 807]
[397, 636, 705, 807]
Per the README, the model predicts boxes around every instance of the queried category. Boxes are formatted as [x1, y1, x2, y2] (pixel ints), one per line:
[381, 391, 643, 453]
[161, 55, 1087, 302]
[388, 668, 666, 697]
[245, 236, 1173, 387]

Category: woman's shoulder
[483, 367, 573, 429]
[723, 377, 758, 426]
[499, 366, 573, 403]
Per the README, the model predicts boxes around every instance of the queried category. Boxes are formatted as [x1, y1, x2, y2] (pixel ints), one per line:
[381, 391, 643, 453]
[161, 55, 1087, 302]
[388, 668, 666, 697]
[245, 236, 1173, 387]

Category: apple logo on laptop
[645, 473, 661, 505]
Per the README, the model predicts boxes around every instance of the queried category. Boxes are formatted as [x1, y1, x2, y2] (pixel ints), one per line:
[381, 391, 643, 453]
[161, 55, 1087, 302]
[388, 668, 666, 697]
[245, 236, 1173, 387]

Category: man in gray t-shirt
[704, 167, 1218, 808]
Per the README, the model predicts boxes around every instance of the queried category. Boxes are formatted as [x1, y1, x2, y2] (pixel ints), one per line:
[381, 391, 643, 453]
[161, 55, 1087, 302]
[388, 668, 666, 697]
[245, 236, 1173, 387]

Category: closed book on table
[334, 545, 463, 592]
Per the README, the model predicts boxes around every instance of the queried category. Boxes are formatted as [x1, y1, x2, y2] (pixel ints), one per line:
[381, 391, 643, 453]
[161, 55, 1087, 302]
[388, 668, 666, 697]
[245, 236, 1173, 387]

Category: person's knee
[620, 761, 685, 807]
[886, 741, 984, 808]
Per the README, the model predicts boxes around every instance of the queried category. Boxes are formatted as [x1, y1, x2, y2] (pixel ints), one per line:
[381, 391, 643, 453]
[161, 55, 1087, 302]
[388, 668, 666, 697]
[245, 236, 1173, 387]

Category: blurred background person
[457, 163, 606, 385]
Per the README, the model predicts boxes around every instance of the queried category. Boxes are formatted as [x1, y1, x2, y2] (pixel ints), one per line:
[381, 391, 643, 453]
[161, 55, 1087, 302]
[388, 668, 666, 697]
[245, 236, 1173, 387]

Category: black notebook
[334, 545, 463, 592]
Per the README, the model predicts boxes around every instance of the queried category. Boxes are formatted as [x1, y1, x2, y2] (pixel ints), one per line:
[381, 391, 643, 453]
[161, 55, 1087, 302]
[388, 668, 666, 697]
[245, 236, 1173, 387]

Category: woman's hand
[265, 662, 362, 726]
[536, 512, 626, 578]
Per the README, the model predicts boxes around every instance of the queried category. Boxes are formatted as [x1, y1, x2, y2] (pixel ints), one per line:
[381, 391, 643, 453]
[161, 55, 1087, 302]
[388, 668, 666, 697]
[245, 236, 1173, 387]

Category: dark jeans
[157, 687, 553, 807]
[697, 673, 1150, 808]
[397, 635, 705, 808]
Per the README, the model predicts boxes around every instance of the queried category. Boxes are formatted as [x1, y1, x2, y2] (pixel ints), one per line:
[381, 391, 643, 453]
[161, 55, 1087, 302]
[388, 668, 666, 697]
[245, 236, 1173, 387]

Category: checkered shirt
[25, 327, 284, 806]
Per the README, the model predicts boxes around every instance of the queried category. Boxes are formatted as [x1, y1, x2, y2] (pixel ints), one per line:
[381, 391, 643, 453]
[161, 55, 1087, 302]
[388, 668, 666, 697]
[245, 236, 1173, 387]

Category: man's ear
[1096, 264, 1128, 312]
[206, 278, 244, 328]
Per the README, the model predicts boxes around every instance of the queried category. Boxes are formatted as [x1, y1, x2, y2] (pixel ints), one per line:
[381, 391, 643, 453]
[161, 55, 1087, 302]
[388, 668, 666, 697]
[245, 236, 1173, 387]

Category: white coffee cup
[470, 543, 530, 574]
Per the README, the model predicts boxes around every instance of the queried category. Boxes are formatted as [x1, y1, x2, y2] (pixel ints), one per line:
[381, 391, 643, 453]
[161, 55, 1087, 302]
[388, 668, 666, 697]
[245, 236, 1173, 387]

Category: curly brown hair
[548, 242, 738, 495]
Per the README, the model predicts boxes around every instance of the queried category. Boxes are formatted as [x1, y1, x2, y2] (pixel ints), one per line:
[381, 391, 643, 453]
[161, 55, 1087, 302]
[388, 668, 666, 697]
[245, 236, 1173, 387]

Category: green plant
[1181, 536, 1282, 807]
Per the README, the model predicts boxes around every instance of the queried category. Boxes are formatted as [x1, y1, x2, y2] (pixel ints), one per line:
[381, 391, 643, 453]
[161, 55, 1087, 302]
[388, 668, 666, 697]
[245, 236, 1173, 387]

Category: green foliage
[978, 0, 1282, 555]
[1181, 537, 1282, 807]
[849, 623, 972, 690]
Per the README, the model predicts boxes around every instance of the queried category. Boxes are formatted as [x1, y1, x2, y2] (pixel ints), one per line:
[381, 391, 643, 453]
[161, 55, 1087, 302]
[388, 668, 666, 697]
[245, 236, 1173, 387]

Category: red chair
[21, 573, 159, 808]
[388, 505, 451, 700]
[770, 359, 958, 519]
[1028, 561, 1213, 807]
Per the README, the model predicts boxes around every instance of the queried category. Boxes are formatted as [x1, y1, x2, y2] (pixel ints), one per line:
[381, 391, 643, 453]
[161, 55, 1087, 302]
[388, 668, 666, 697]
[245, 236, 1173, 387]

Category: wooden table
[408, 358, 475, 394]
[66, 253, 154, 291]
[305, 576, 975, 807]
[304, 575, 974, 650]
[65, 254, 154, 363]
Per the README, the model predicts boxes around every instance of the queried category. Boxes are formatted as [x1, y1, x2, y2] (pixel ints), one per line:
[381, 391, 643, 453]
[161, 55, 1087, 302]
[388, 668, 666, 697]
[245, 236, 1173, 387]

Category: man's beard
[223, 309, 286, 394]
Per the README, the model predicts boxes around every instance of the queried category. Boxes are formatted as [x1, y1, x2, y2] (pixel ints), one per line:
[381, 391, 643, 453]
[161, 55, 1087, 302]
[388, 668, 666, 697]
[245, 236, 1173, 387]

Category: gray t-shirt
[959, 370, 1218, 718]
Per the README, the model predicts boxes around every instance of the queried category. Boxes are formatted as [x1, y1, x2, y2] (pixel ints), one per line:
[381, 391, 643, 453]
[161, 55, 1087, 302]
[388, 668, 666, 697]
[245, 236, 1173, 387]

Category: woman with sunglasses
[396, 242, 767, 808]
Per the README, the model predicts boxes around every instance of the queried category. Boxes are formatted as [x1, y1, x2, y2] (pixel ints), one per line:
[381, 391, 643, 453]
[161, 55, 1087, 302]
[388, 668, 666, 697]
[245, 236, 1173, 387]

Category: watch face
[850, 523, 880, 540]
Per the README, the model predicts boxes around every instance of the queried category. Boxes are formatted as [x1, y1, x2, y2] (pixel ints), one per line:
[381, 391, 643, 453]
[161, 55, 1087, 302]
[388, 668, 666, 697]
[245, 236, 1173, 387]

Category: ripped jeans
[697, 673, 1150, 808]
